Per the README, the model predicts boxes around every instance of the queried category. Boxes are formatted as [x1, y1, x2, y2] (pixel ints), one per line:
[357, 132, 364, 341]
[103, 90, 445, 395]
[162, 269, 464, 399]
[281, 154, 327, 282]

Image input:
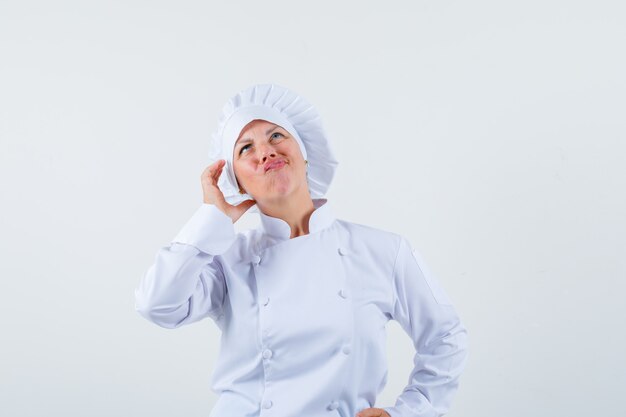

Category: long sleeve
[134, 204, 237, 329]
[382, 237, 469, 417]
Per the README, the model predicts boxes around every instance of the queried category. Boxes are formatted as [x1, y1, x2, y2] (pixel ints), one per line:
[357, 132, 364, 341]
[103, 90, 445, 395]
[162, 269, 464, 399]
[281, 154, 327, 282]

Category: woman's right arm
[134, 203, 237, 329]
[134, 160, 256, 329]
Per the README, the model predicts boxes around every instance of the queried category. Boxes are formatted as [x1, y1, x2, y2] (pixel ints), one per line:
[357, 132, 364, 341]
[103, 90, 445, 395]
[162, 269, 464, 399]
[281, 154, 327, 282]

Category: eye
[239, 132, 285, 156]
[239, 144, 251, 155]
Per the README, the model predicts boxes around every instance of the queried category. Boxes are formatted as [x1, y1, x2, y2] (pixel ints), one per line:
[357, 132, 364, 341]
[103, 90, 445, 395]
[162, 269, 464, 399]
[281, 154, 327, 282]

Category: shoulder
[335, 217, 403, 243]
[220, 227, 261, 261]
[334, 218, 405, 263]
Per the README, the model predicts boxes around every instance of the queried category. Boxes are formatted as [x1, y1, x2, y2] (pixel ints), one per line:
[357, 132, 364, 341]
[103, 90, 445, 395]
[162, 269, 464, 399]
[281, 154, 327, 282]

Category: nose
[257, 142, 277, 162]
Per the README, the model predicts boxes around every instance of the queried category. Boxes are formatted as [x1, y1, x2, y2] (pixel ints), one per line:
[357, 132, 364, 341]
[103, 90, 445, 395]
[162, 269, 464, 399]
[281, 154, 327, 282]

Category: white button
[342, 345, 351, 355]
[252, 255, 261, 264]
[262, 349, 273, 359]
[262, 399, 273, 409]
[338, 247, 347, 256]
[328, 400, 339, 410]
[338, 288, 348, 298]
[263, 296, 270, 306]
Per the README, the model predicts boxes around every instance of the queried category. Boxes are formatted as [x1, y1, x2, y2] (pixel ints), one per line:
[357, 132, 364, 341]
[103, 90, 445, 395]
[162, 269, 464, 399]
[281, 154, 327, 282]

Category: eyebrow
[236, 125, 281, 147]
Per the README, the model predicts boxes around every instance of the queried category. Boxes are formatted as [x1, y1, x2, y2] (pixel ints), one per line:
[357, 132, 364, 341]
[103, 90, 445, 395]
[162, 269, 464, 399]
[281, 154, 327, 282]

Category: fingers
[201, 160, 254, 223]
[201, 160, 229, 208]
[203, 159, 225, 186]
[356, 408, 390, 417]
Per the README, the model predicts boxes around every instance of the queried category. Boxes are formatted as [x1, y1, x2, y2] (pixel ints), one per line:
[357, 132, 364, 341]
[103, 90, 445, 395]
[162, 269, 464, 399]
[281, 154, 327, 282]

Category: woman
[135, 84, 469, 417]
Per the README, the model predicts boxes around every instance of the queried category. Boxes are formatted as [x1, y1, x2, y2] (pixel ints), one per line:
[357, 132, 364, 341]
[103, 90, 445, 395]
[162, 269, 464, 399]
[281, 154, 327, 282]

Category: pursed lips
[264, 160, 286, 173]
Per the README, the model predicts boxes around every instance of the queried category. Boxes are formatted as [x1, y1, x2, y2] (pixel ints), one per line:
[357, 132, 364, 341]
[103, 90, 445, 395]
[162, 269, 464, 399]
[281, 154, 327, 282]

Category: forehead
[235, 119, 280, 144]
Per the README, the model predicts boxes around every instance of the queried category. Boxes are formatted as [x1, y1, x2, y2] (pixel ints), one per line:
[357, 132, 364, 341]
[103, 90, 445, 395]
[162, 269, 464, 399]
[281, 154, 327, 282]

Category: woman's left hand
[356, 408, 391, 417]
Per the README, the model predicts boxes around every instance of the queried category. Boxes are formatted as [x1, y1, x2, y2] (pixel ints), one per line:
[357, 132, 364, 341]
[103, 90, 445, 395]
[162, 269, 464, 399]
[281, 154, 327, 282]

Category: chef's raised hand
[201, 159, 256, 223]
[355, 408, 391, 417]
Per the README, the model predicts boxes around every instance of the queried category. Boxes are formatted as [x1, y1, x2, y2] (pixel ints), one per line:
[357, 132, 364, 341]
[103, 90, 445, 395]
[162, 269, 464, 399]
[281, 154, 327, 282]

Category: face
[233, 119, 308, 203]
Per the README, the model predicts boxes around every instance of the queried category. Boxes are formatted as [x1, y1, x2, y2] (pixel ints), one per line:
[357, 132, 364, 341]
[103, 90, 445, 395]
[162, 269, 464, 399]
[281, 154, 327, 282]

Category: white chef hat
[208, 83, 339, 214]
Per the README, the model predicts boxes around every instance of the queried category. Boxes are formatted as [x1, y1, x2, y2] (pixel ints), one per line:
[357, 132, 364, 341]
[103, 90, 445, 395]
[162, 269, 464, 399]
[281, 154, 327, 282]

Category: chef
[135, 83, 469, 417]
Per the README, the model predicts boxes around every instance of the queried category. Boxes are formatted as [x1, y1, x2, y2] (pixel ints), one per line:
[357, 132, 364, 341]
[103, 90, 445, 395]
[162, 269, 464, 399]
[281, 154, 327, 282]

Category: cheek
[233, 161, 250, 180]
[282, 143, 303, 161]
[236, 162, 261, 182]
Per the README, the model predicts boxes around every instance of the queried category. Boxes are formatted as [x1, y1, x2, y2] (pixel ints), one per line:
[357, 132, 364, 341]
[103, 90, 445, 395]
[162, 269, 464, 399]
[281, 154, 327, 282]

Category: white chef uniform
[135, 197, 469, 417]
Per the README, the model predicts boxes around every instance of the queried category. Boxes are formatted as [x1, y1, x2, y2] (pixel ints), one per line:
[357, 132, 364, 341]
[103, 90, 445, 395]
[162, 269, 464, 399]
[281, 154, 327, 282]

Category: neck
[256, 190, 316, 239]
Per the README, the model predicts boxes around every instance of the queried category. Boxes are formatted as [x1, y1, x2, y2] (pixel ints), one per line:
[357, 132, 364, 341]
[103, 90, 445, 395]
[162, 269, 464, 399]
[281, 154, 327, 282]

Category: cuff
[382, 406, 399, 417]
[382, 404, 438, 417]
[172, 204, 236, 254]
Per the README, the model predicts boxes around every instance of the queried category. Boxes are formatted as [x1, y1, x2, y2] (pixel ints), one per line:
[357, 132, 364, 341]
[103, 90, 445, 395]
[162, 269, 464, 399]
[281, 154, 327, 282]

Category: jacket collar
[258, 198, 335, 240]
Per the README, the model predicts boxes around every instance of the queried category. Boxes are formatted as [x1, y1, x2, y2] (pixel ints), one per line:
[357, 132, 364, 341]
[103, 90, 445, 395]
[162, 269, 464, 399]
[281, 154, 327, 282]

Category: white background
[1, 1, 625, 416]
